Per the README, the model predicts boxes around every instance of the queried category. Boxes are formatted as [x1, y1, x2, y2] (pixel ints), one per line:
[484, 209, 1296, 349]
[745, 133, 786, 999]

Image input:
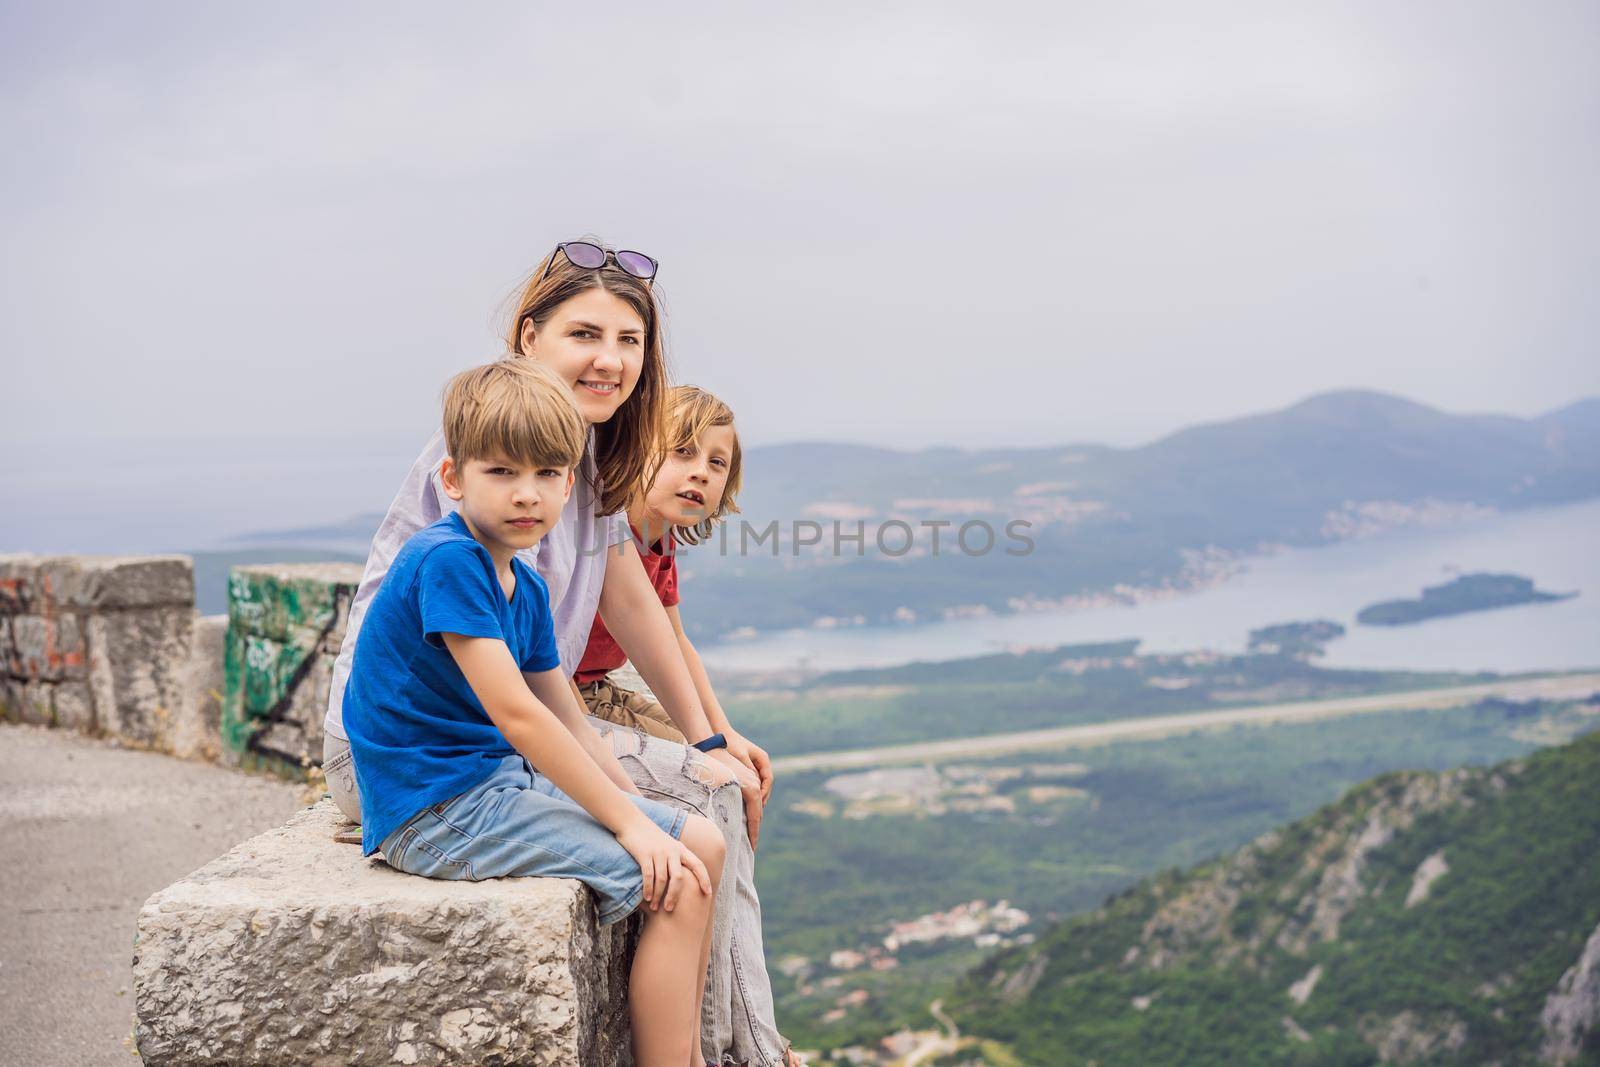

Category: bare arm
[598, 539, 717, 743]
[666, 602, 731, 734]
[515, 670, 638, 794]
[667, 603, 773, 801]
[600, 540, 766, 846]
[445, 633, 711, 906]
[446, 634, 646, 832]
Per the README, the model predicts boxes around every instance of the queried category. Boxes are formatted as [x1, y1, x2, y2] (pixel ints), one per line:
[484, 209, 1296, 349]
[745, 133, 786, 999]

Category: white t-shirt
[323, 428, 628, 741]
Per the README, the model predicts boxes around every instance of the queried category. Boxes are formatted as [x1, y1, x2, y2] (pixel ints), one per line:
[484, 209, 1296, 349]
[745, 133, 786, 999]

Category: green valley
[745, 666, 1600, 1062]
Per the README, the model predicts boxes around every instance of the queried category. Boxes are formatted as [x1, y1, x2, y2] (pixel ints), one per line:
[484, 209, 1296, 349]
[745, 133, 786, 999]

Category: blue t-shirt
[343, 511, 561, 854]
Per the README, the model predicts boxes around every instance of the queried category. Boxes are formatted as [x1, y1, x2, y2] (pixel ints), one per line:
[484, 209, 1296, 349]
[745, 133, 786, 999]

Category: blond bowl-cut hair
[442, 359, 587, 473]
[661, 385, 743, 546]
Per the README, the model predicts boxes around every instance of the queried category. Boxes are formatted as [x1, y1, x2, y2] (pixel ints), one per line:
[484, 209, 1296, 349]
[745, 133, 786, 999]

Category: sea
[695, 498, 1600, 677]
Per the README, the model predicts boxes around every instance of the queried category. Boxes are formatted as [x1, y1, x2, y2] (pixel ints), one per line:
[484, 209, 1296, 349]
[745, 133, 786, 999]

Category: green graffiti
[225, 569, 339, 641]
[221, 567, 347, 774]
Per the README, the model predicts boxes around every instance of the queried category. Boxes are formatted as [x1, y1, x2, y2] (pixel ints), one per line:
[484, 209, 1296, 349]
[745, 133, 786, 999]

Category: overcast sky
[3, 0, 1597, 467]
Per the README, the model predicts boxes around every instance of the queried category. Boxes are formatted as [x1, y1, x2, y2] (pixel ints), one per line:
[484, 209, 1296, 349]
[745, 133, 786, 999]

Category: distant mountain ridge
[228, 389, 1600, 637]
[944, 726, 1600, 1066]
[733, 389, 1600, 533]
[684, 389, 1600, 638]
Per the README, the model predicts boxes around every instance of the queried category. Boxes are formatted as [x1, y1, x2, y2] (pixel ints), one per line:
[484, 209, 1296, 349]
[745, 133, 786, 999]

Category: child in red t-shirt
[576, 386, 764, 765]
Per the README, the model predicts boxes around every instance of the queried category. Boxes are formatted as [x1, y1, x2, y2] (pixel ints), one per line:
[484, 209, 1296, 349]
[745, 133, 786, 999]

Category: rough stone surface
[16, 678, 54, 724]
[133, 799, 636, 1066]
[6, 611, 88, 680]
[0, 553, 193, 612]
[52, 680, 95, 731]
[222, 563, 361, 771]
[1540, 918, 1600, 1065]
[0, 553, 43, 612]
[1404, 849, 1450, 908]
[0, 675, 19, 721]
[227, 563, 362, 643]
[1, 554, 208, 752]
[45, 555, 194, 610]
[1287, 963, 1323, 1006]
[86, 607, 197, 747]
[172, 613, 227, 760]
[1359, 1009, 1468, 1063]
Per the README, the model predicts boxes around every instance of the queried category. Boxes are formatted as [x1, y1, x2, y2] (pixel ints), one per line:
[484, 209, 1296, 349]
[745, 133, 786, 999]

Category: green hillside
[943, 730, 1600, 1066]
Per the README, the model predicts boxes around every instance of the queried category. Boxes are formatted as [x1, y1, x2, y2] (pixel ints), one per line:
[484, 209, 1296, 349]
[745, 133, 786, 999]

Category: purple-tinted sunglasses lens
[562, 242, 608, 269]
[542, 241, 658, 285]
[614, 250, 656, 279]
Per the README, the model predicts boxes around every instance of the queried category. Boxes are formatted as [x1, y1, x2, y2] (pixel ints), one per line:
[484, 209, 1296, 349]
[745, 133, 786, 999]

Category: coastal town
[776, 897, 1034, 1027]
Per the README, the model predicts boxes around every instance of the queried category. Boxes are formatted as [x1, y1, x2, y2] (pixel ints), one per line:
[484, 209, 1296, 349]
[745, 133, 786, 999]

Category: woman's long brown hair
[502, 246, 669, 516]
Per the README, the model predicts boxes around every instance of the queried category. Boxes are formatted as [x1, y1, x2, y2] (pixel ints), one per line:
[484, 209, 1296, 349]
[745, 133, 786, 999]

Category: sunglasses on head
[539, 241, 658, 285]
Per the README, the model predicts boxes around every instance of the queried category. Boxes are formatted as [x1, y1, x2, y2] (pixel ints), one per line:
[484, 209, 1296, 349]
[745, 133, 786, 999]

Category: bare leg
[692, 888, 716, 1066]
[631, 815, 724, 1067]
[631, 891, 713, 1066]
[595, 720, 792, 1065]
[688, 812, 724, 1067]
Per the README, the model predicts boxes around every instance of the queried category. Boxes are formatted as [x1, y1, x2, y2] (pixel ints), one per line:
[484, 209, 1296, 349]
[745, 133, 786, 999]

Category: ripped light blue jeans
[324, 719, 788, 1066]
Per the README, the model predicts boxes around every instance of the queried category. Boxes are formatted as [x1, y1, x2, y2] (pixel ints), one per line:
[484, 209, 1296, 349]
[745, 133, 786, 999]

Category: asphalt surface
[0, 724, 307, 1066]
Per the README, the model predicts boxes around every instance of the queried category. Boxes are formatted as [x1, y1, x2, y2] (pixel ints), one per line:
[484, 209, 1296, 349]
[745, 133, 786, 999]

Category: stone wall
[0, 554, 360, 776]
[222, 562, 362, 774]
[0, 554, 223, 758]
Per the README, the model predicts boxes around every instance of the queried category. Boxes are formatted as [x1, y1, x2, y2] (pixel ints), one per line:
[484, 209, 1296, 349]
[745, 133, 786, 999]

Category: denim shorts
[379, 753, 688, 926]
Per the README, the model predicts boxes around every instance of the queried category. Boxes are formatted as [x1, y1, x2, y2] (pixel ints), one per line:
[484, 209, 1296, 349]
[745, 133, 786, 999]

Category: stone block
[0, 553, 41, 613]
[222, 563, 359, 771]
[86, 607, 197, 747]
[38, 555, 193, 611]
[0, 554, 191, 613]
[242, 649, 334, 769]
[133, 800, 635, 1066]
[0, 675, 23, 723]
[5, 612, 88, 681]
[172, 613, 227, 761]
[227, 563, 362, 644]
[53, 680, 95, 731]
[221, 632, 334, 770]
[14, 678, 54, 725]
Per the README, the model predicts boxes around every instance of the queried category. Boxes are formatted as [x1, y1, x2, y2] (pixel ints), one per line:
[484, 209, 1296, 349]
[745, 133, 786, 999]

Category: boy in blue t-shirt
[342, 358, 726, 1066]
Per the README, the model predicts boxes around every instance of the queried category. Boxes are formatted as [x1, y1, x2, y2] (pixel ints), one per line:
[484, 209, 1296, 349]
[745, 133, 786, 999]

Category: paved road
[0, 724, 307, 1067]
[771, 673, 1600, 774]
[903, 998, 962, 1066]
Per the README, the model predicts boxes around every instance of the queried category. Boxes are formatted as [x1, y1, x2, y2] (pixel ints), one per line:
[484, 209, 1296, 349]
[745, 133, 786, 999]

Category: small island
[1357, 572, 1577, 627]
[1247, 619, 1346, 658]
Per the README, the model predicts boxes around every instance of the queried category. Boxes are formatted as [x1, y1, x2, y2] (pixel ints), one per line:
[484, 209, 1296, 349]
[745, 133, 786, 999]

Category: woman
[322, 239, 798, 1067]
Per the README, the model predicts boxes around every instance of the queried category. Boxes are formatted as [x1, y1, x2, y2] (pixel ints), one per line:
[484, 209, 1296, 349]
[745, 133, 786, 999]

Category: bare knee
[680, 813, 726, 881]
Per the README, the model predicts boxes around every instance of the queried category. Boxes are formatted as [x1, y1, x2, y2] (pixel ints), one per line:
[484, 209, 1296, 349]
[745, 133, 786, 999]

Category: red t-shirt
[574, 528, 679, 685]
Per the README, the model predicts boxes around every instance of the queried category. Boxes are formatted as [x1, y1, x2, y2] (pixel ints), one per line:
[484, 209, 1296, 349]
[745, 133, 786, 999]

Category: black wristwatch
[691, 732, 728, 753]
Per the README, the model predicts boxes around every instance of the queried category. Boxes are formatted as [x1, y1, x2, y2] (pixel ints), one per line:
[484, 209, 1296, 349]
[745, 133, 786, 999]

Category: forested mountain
[943, 729, 1600, 1065]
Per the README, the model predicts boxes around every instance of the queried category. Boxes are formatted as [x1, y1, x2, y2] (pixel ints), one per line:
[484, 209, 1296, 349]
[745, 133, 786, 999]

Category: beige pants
[579, 675, 688, 743]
